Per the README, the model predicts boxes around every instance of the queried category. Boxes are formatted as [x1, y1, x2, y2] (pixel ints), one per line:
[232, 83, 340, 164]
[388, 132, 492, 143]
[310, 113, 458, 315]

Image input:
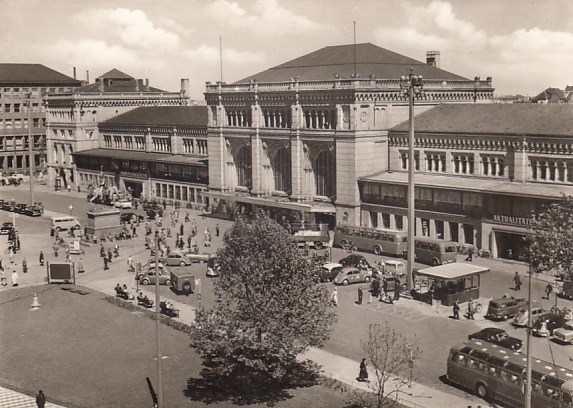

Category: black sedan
[338, 254, 375, 271]
[14, 203, 28, 214]
[120, 212, 145, 223]
[468, 328, 523, 351]
[0, 222, 14, 235]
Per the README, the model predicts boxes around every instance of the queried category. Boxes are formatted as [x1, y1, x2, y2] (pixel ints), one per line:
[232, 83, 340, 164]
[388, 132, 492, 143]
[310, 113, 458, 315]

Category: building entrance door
[124, 181, 143, 198]
[494, 231, 526, 261]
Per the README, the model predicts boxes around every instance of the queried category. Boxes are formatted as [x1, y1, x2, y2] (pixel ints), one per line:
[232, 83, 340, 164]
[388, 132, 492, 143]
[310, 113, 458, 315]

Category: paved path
[0, 385, 65, 408]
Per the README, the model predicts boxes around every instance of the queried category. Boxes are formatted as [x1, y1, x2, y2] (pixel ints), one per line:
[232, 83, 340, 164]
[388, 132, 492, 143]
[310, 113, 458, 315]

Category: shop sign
[120, 171, 147, 179]
[492, 214, 532, 226]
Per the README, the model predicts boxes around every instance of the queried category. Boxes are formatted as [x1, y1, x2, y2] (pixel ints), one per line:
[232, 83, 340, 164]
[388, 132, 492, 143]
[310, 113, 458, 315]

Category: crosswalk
[0, 385, 66, 408]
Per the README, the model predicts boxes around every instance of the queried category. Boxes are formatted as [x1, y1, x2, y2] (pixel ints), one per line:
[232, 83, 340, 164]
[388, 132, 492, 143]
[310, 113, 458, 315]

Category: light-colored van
[52, 216, 81, 231]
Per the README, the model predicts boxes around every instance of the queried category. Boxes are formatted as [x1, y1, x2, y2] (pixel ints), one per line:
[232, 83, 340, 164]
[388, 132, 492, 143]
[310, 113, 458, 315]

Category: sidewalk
[0, 384, 66, 408]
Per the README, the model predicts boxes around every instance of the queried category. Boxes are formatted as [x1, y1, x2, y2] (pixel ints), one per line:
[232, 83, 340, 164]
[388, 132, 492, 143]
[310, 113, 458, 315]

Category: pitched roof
[531, 87, 570, 103]
[236, 43, 468, 83]
[391, 104, 573, 136]
[100, 106, 208, 127]
[78, 79, 165, 93]
[0, 64, 81, 86]
[96, 69, 134, 80]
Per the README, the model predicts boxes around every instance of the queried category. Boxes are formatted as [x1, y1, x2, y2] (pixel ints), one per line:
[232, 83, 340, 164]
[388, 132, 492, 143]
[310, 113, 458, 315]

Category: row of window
[224, 108, 337, 130]
[102, 134, 208, 155]
[0, 154, 42, 170]
[1, 87, 73, 97]
[153, 182, 204, 204]
[1, 103, 41, 113]
[1, 118, 43, 129]
[0, 135, 44, 151]
[400, 152, 503, 176]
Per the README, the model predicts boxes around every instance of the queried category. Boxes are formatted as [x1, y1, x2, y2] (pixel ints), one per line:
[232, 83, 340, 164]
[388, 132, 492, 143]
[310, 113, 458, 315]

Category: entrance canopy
[416, 263, 489, 281]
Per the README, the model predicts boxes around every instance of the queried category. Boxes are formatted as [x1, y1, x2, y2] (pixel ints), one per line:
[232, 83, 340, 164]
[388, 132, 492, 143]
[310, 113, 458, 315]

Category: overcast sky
[3, 0, 572, 100]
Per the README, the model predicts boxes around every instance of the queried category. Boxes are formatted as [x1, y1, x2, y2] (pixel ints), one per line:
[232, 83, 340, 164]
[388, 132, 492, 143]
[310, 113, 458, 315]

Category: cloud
[41, 39, 141, 69]
[79, 8, 180, 51]
[184, 45, 265, 65]
[206, 0, 326, 35]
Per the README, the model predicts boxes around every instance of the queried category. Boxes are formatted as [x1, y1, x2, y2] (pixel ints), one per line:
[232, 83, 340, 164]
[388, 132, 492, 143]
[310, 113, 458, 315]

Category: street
[2, 183, 573, 405]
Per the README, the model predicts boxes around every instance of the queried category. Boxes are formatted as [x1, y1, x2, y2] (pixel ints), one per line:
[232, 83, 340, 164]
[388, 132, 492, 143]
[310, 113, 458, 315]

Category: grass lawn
[0, 285, 349, 408]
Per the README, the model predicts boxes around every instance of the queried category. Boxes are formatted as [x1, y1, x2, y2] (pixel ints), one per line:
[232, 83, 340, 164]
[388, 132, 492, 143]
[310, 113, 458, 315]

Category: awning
[415, 263, 490, 281]
[74, 148, 207, 166]
[203, 190, 336, 213]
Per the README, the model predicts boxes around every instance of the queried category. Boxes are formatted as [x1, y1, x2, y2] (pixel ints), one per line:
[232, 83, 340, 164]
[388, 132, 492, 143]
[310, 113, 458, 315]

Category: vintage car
[485, 296, 528, 321]
[334, 267, 371, 286]
[315, 263, 344, 283]
[532, 313, 568, 337]
[468, 328, 523, 352]
[0, 222, 14, 235]
[553, 321, 573, 344]
[511, 302, 545, 327]
[23, 205, 43, 217]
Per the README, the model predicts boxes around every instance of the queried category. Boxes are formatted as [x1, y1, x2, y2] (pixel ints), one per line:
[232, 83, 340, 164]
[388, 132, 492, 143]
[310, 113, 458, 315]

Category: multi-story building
[0, 64, 80, 175]
[73, 106, 209, 208]
[46, 69, 190, 190]
[203, 43, 494, 225]
[359, 103, 573, 260]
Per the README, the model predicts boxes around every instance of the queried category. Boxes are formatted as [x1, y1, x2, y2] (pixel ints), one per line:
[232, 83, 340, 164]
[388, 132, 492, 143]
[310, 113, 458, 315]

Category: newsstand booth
[414, 263, 489, 306]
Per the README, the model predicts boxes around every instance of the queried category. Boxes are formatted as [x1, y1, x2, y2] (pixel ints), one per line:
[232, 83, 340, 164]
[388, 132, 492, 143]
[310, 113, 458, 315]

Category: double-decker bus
[333, 226, 407, 256]
[447, 339, 573, 407]
[411, 237, 457, 266]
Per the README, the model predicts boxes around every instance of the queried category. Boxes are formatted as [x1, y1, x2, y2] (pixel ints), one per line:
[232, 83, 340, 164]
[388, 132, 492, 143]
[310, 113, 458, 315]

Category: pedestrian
[513, 271, 522, 291]
[545, 283, 553, 300]
[453, 299, 460, 320]
[11, 269, 18, 286]
[22, 258, 28, 273]
[180, 223, 184, 236]
[113, 243, 120, 257]
[77, 257, 85, 273]
[187, 234, 192, 249]
[394, 281, 401, 301]
[53, 242, 59, 257]
[127, 255, 134, 272]
[132, 225, 138, 238]
[39, 251, 44, 266]
[465, 246, 474, 262]
[0, 256, 3, 271]
[0, 268, 6, 286]
[36, 390, 46, 408]
[331, 287, 338, 307]
[107, 248, 113, 262]
[103, 255, 109, 270]
[100, 244, 105, 257]
[357, 286, 363, 305]
[201, 205, 206, 219]
[371, 278, 380, 298]
[358, 358, 369, 382]
[466, 300, 475, 320]
[185, 212, 190, 222]
[216, 224, 220, 237]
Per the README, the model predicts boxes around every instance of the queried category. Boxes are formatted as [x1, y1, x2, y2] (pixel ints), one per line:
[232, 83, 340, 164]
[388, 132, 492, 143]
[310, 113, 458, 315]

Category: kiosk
[413, 263, 489, 306]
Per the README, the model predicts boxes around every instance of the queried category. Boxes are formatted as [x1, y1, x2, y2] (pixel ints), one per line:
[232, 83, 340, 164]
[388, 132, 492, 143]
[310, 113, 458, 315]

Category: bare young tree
[359, 322, 421, 408]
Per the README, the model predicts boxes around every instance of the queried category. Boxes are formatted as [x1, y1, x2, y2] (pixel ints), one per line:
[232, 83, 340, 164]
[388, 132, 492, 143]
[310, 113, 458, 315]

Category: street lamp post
[26, 92, 34, 206]
[399, 69, 424, 291]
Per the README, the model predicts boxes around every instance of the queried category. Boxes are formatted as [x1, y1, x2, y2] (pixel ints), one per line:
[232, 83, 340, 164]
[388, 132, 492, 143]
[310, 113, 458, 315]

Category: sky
[2, 0, 573, 100]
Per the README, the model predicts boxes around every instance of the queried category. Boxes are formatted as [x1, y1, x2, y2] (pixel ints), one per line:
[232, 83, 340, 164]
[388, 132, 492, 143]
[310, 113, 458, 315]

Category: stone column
[444, 221, 451, 241]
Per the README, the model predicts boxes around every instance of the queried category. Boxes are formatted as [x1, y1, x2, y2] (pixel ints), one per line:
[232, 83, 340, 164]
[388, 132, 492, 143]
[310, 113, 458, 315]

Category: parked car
[512, 302, 545, 327]
[485, 296, 529, 320]
[114, 198, 133, 209]
[334, 267, 372, 286]
[553, 321, 573, 344]
[14, 203, 28, 214]
[0, 222, 14, 235]
[532, 313, 568, 337]
[338, 254, 375, 272]
[316, 263, 344, 283]
[136, 262, 168, 280]
[119, 212, 144, 223]
[138, 270, 171, 286]
[164, 251, 193, 267]
[2, 201, 16, 211]
[23, 205, 43, 217]
[183, 252, 216, 263]
[146, 206, 163, 219]
[382, 260, 406, 279]
[468, 328, 523, 352]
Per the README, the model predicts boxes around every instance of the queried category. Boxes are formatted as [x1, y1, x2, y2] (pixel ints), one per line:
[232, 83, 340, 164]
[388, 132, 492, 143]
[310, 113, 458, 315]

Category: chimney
[181, 78, 190, 97]
[98, 77, 104, 92]
[426, 51, 440, 68]
[145, 78, 150, 91]
[73, 67, 77, 79]
[86, 70, 90, 83]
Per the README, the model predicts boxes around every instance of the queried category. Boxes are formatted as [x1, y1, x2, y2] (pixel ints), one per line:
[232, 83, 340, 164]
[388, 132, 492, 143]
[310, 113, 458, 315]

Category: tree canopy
[526, 195, 573, 275]
[190, 210, 335, 387]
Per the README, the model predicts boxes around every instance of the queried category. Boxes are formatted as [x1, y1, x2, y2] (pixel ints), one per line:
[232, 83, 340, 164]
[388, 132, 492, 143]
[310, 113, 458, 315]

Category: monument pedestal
[85, 208, 122, 238]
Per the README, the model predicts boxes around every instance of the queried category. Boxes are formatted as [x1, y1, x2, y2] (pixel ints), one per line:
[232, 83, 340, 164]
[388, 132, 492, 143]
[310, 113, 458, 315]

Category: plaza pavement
[1, 183, 554, 407]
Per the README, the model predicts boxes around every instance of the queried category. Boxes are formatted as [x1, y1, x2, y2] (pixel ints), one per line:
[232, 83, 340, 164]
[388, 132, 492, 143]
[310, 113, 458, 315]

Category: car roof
[385, 260, 404, 266]
[481, 327, 505, 335]
[323, 263, 343, 269]
[341, 266, 360, 272]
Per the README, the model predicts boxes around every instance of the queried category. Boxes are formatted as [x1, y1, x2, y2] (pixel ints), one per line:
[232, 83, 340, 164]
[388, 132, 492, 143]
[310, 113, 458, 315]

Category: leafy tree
[526, 195, 573, 276]
[189, 210, 335, 395]
[357, 323, 420, 408]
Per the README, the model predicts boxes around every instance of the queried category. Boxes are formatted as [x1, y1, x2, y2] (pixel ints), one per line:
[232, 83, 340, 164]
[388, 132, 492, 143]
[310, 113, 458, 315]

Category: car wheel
[179, 261, 186, 267]
[475, 382, 488, 399]
[401, 283, 408, 291]
[373, 245, 383, 255]
[343, 279, 349, 286]
[314, 241, 323, 250]
[141, 279, 150, 285]
[364, 276, 371, 283]
[164, 279, 171, 286]
[55, 227, 61, 232]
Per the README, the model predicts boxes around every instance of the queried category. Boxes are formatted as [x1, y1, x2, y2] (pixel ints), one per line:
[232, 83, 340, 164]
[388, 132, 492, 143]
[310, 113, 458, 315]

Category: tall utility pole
[26, 92, 34, 205]
[154, 235, 164, 407]
[524, 265, 533, 408]
[399, 69, 424, 291]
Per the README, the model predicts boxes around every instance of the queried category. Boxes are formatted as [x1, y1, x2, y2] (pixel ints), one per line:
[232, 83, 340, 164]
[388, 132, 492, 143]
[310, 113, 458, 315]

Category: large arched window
[314, 149, 335, 199]
[236, 145, 252, 189]
[272, 147, 291, 194]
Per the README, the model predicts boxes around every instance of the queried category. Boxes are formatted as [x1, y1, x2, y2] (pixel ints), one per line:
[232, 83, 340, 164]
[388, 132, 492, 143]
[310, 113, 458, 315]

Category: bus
[447, 339, 573, 408]
[333, 226, 407, 256]
[411, 237, 457, 266]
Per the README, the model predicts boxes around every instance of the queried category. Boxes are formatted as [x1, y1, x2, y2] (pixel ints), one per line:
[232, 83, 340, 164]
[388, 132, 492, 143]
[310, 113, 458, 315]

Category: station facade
[359, 104, 573, 260]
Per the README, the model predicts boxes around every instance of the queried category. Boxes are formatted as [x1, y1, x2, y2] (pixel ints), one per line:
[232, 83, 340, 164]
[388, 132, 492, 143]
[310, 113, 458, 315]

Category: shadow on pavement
[184, 360, 320, 405]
